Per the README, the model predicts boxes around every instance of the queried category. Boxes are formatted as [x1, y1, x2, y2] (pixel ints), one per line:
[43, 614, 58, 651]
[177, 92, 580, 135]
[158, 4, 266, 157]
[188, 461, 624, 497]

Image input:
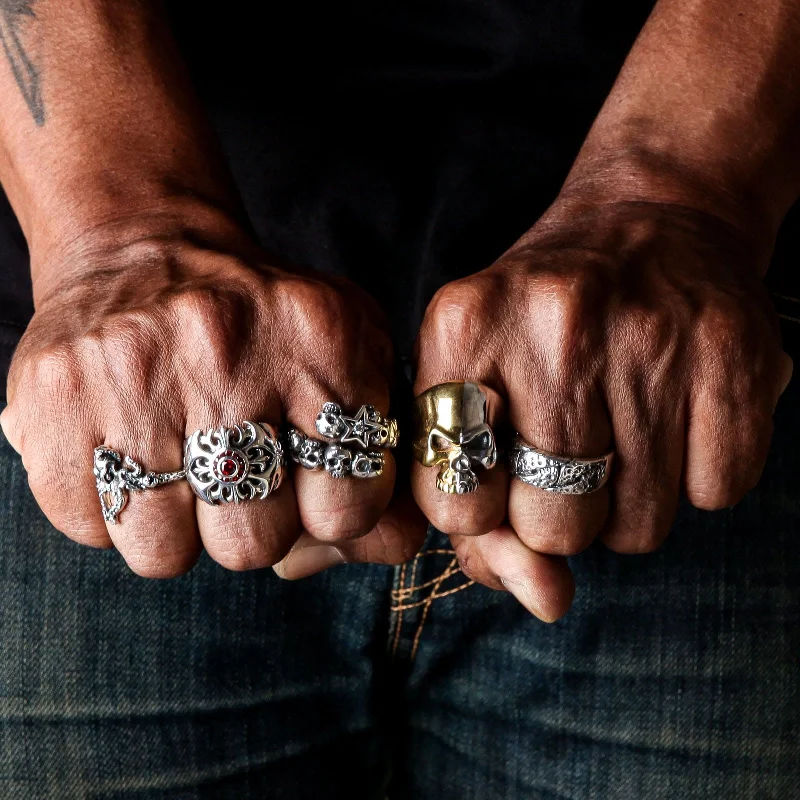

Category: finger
[273, 491, 428, 579]
[450, 526, 575, 622]
[776, 351, 793, 404]
[410, 382, 508, 536]
[103, 422, 201, 577]
[600, 377, 684, 553]
[6, 383, 112, 547]
[507, 371, 612, 556]
[0, 405, 21, 454]
[289, 386, 396, 543]
[684, 384, 773, 511]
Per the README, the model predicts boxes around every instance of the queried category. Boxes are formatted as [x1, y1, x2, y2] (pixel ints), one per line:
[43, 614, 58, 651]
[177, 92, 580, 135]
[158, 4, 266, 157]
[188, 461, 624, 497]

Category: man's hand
[1, 213, 425, 577]
[412, 196, 791, 621]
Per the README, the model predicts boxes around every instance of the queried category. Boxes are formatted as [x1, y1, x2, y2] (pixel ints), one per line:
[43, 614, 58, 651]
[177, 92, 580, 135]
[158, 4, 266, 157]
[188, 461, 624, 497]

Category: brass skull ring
[412, 381, 498, 494]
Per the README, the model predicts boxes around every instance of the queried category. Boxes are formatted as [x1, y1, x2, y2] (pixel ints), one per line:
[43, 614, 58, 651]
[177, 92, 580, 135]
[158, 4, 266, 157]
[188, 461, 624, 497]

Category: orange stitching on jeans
[408, 550, 422, 594]
[391, 569, 465, 598]
[410, 556, 460, 660]
[390, 562, 408, 658]
[390, 565, 461, 608]
[391, 579, 475, 611]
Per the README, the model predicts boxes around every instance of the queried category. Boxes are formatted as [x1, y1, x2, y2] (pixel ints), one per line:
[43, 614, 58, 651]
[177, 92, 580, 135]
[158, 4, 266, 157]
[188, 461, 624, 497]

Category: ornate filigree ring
[184, 421, 284, 504]
[508, 435, 613, 495]
[285, 427, 385, 479]
[94, 420, 285, 524]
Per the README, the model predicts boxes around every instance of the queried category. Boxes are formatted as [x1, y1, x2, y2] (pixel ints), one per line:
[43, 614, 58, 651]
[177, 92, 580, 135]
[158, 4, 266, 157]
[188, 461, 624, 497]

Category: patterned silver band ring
[508, 435, 614, 495]
[285, 427, 385, 479]
[94, 420, 285, 524]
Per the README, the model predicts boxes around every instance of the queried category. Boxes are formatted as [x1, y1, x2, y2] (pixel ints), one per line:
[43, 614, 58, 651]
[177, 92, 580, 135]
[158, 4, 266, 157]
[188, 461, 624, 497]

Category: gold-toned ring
[412, 381, 497, 494]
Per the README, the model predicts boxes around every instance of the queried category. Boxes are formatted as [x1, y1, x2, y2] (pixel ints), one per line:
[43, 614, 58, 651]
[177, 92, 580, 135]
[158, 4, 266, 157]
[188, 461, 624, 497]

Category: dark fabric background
[0, 0, 798, 395]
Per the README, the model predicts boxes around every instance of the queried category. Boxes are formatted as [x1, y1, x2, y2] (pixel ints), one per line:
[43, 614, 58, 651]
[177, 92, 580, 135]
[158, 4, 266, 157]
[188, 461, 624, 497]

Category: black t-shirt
[1, 0, 797, 397]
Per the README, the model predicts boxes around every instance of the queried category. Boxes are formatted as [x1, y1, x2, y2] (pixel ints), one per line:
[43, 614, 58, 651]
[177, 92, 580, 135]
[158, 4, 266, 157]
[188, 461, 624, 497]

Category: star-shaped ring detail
[315, 402, 398, 449]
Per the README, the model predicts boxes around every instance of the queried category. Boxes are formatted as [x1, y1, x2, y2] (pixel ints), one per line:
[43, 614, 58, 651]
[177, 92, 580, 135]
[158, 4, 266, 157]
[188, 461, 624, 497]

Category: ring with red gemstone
[184, 421, 284, 505]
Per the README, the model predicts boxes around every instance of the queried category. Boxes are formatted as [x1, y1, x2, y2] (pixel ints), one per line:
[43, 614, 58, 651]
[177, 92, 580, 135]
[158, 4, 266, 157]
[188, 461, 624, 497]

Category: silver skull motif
[352, 451, 384, 479]
[324, 443, 353, 478]
[316, 402, 348, 440]
[287, 429, 326, 470]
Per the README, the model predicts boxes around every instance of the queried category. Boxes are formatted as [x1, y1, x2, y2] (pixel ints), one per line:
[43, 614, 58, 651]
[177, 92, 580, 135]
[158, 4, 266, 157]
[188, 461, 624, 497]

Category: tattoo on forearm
[0, 1, 43, 125]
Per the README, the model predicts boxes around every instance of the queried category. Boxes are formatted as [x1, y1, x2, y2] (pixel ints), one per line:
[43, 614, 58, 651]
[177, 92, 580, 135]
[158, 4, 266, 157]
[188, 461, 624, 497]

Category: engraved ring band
[507, 435, 614, 495]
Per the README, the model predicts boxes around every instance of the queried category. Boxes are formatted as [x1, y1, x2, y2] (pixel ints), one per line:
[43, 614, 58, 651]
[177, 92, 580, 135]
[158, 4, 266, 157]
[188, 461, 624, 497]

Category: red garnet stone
[213, 449, 246, 483]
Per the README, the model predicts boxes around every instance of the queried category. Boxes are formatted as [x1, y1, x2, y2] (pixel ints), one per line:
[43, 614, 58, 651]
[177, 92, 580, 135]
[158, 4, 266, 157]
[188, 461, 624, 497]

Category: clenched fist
[413, 197, 792, 621]
[2, 213, 425, 578]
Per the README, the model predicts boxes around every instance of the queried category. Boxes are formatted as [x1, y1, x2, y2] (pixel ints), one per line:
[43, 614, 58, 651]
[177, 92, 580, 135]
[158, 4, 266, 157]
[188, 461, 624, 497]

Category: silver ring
[508, 435, 613, 495]
[94, 447, 186, 525]
[315, 402, 398, 449]
[285, 427, 385, 479]
[184, 421, 284, 504]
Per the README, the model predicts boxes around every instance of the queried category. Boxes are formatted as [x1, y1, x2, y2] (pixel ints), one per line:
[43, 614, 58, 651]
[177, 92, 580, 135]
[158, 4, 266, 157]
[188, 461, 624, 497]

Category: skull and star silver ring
[285, 402, 398, 479]
[94, 421, 284, 524]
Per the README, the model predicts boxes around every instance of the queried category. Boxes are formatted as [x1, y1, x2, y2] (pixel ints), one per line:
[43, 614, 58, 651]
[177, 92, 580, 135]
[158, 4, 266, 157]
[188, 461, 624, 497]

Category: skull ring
[285, 427, 385, 479]
[412, 381, 498, 494]
[315, 402, 399, 449]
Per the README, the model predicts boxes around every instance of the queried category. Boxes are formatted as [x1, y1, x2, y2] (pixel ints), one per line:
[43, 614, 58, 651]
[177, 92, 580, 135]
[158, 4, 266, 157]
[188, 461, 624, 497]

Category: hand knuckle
[690, 475, 752, 510]
[303, 504, 376, 542]
[605, 528, 663, 554]
[127, 554, 195, 579]
[28, 345, 84, 403]
[206, 523, 284, 570]
[123, 531, 199, 578]
[424, 279, 491, 345]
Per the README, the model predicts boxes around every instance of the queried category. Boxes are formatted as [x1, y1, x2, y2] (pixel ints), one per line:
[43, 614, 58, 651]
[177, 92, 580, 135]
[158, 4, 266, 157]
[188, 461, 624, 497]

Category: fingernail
[274, 544, 347, 580]
[501, 577, 559, 623]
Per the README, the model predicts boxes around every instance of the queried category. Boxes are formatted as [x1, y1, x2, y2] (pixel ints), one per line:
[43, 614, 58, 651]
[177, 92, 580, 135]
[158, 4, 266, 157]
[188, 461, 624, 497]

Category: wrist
[29, 199, 253, 307]
[558, 143, 779, 261]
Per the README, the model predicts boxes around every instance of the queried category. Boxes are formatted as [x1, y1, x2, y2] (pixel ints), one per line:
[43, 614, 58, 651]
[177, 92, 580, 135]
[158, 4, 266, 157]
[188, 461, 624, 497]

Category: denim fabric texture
[0, 315, 798, 798]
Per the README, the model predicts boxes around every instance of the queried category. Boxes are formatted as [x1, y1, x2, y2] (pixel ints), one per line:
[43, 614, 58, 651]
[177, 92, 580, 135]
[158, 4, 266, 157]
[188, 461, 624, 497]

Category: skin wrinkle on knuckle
[302, 504, 379, 542]
[520, 527, 594, 557]
[604, 501, 672, 553]
[119, 523, 200, 575]
[425, 501, 495, 537]
[126, 553, 196, 580]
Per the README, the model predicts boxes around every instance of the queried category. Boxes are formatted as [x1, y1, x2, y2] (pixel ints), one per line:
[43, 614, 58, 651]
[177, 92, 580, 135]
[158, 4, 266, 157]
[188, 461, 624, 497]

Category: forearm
[0, 0, 243, 289]
[563, 0, 800, 244]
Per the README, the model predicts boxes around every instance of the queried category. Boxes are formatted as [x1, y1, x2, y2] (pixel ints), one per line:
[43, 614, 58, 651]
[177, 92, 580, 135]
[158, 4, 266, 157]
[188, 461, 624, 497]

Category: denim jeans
[0, 312, 798, 799]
